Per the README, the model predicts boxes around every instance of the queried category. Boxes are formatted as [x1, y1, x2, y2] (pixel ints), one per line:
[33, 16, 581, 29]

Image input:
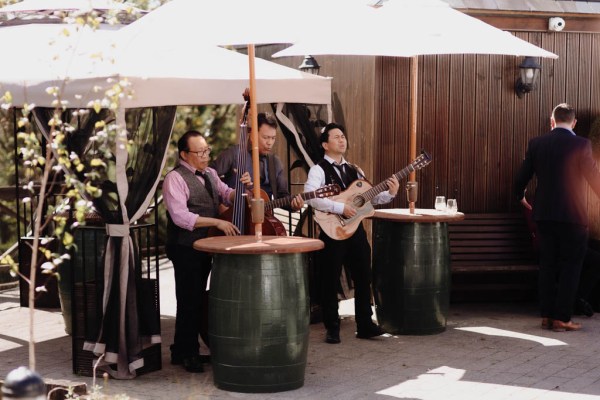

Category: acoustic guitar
[314, 151, 432, 240]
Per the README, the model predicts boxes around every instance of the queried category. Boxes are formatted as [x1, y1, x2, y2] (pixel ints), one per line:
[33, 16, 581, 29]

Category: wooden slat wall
[375, 31, 600, 214]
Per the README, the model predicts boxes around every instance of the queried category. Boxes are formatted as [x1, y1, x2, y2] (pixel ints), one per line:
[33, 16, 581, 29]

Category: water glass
[447, 199, 458, 214]
[435, 196, 446, 211]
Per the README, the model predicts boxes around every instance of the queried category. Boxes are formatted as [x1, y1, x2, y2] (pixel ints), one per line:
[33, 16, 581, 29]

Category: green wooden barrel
[372, 220, 450, 335]
[209, 252, 309, 393]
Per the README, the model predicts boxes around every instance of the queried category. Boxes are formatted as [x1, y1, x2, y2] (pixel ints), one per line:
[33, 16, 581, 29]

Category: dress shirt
[304, 154, 395, 215]
[163, 160, 234, 231]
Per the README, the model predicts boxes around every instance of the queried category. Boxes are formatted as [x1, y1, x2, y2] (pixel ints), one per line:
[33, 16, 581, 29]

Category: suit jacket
[515, 127, 600, 226]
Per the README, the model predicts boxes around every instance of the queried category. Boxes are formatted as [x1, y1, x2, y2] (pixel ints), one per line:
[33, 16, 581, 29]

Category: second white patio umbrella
[273, 0, 558, 184]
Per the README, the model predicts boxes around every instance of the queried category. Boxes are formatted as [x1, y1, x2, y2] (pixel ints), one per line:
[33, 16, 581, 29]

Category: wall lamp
[515, 57, 541, 98]
[298, 55, 320, 75]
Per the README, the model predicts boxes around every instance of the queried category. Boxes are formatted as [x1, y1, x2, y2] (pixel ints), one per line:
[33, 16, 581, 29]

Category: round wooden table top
[193, 235, 324, 255]
[372, 208, 465, 223]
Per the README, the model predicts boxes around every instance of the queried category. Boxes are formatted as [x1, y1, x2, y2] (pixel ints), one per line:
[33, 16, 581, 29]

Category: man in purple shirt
[163, 130, 239, 373]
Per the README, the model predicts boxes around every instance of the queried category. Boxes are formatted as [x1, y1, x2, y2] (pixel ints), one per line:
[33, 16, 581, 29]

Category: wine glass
[435, 196, 446, 212]
[447, 199, 458, 214]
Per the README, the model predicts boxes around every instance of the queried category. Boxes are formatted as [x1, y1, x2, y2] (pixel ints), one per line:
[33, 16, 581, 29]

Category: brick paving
[2, 260, 600, 399]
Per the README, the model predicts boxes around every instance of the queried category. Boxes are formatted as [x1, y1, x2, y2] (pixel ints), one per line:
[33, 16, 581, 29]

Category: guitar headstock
[316, 184, 341, 198]
[412, 151, 432, 170]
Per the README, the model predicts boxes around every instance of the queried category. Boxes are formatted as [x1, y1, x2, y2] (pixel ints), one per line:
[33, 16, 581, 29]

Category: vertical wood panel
[460, 55, 477, 211]
[448, 56, 464, 204]
[474, 56, 490, 209]
[487, 55, 503, 210]
[435, 55, 451, 202]
[420, 55, 438, 206]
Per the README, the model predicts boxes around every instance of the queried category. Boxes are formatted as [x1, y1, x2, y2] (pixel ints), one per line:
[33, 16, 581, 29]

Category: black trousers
[536, 221, 588, 322]
[170, 244, 212, 358]
[318, 224, 373, 330]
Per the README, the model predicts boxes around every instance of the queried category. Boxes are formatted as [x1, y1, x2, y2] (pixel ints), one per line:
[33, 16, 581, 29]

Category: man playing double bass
[212, 112, 304, 212]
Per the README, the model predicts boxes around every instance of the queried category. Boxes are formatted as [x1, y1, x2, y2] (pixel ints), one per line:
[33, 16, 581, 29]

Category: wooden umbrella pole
[248, 44, 263, 240]
[408, 55, 418, 214]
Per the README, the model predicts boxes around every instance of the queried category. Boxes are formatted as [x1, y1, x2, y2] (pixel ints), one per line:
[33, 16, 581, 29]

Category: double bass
[215, 90, 287, 236]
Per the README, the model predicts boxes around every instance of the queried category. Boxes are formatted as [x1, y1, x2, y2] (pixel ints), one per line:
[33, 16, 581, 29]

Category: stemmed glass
[447, 199, 458, 214]
[435, 196, 446, 212]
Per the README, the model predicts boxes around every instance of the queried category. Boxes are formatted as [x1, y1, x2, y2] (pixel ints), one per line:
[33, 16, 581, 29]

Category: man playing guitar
[304, 123, 399, 344]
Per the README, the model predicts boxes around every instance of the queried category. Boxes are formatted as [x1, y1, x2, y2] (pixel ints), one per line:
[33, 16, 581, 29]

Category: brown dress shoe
[541, 318, 553, 329]
[552, 320, 581, 332]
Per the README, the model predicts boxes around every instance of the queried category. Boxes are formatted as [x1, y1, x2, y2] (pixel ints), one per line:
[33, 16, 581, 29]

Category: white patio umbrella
[0, 24, 331, 108]
[118, 0, 346, 232]
[273, 0, 558, 185]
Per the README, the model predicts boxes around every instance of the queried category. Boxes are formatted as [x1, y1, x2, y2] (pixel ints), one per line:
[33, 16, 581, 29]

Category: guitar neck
[265, 189, 320, 211]
[361, 164, 415, 203]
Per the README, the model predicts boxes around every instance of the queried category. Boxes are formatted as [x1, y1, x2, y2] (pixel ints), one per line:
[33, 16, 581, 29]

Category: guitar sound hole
[353, 196, 365, 208]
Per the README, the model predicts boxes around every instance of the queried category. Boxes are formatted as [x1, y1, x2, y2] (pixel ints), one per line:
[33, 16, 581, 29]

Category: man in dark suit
[515, 103, 600, 332]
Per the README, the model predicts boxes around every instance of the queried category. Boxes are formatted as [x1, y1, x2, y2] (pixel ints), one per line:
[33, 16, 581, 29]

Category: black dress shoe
[574, 298, 594, 317]
[182, 355, 204, 373]
[356, 323, 385, 339]
[325, 328, 341, 344]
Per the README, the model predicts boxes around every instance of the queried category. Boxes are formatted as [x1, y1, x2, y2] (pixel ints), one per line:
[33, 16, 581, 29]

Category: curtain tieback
[106, 223, 130, 237]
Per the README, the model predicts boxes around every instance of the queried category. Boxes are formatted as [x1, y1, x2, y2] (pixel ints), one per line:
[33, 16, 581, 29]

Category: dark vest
[318, 159, 360, 189]
[166, 165, 220, 248]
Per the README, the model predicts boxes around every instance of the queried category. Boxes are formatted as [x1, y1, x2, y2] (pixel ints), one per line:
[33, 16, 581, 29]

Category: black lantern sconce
[298, 55, 321, 75]
[515, 57, 541, 98]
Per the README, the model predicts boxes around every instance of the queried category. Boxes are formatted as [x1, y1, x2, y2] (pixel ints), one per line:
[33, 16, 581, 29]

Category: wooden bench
[447, 213, 539, 301]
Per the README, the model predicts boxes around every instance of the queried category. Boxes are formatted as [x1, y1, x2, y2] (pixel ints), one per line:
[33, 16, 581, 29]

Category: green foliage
[169, 104, 238, 163]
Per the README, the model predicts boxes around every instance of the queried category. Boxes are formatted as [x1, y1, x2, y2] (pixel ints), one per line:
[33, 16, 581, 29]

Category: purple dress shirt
[163, 160, 234, 231]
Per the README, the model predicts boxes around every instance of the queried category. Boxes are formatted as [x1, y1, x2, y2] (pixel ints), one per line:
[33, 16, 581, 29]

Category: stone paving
[2, 260, 600, 399]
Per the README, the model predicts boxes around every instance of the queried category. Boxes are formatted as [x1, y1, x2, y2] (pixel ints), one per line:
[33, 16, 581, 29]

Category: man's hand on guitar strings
[386, 176, 400, 196]
[291, 194, 304, 211]
[342, 204, 357, 218]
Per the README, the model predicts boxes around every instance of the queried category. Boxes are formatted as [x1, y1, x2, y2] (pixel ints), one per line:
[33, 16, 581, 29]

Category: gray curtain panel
[33, 105, 176, 379]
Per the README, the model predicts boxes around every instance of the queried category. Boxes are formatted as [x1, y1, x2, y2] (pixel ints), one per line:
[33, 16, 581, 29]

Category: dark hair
[319, 123, 346, 144]
[178, 130, 203, 153]
[247, 113, 277, 133]
[552, 103, 576, 124]
[257, 112, 277, 130]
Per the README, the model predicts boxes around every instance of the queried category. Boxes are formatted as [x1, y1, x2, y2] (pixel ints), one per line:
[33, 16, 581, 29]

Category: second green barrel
[372, 220, 450, 335]
[209, 252, 309, 393]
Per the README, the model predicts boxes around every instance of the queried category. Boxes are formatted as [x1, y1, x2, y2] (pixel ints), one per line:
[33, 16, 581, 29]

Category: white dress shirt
[304, 154, 395, 215]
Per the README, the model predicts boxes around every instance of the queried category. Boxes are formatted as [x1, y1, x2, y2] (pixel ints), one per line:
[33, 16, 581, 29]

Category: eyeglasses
[187, 147, 212, 157]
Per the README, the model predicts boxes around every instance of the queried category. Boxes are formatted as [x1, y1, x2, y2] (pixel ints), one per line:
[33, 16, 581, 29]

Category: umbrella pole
[248, 44, 263, 241]
[408, 55, 418, 214]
